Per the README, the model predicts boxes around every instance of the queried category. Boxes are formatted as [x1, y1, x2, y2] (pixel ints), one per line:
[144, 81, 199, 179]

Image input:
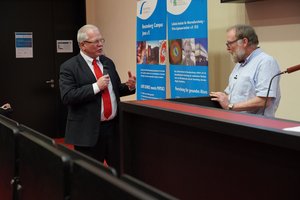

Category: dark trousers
[74, 120, 120, 171]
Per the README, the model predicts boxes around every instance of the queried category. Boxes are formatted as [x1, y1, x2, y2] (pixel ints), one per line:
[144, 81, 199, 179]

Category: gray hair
[227, 24, 259, 46]
[77, 24, 99, 43]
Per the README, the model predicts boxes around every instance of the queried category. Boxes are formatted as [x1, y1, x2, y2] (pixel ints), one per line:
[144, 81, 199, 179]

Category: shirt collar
[239, 47, 262, 67]
[80, 51, 99, 64]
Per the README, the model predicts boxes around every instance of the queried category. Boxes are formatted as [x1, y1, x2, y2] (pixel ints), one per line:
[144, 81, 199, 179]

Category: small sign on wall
[57, 40, 73, 53]
[15, 32, 33, 58]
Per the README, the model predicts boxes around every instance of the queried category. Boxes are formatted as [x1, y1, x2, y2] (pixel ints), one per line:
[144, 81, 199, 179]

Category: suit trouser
[74, 119, 120, 170]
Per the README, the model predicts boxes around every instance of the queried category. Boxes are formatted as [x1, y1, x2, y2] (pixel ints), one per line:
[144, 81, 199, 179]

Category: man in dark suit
[59, 24, 136, 169]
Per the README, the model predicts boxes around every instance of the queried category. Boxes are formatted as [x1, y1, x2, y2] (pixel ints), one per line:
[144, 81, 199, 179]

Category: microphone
[103, 65, 109, 75]
[262, 64, 300, 115]
[100, 55, 109, 75]
[99, 55, 105, 63]
[284, 64, 300, 74]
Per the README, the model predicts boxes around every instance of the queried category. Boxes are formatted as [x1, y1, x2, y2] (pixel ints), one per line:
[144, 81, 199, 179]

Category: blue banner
[136, 0, 167, 100]
[168, 0, 209, 98]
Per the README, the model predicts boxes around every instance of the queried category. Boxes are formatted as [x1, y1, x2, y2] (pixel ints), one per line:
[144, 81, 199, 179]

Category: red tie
[92, 59, 112, 119]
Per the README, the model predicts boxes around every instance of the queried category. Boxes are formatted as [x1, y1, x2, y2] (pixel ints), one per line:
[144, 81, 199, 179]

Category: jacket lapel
[77, 54, 97, 82]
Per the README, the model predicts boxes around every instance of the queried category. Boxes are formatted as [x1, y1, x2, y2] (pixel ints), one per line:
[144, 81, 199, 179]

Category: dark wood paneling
[0, 0, 86, 137]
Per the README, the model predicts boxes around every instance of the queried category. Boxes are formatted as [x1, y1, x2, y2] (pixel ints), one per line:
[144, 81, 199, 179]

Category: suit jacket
[0, 107, 12, 117]
[0, 108, 6, 116]
[59, 54, 135, 146]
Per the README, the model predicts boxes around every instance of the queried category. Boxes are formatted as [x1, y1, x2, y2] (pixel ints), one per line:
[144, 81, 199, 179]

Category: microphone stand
[262, 72, 283, 116]
[262, 64, 300, 116]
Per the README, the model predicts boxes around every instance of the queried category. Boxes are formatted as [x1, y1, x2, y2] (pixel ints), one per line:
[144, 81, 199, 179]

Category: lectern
[120, 97, 300, 200]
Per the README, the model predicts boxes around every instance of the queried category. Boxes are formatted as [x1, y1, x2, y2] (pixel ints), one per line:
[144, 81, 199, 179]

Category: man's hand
[96, 74, 110, 90]
[210, 92, 230, 109]
[126, 71, 136, 90]
[1, 103, 11, 110]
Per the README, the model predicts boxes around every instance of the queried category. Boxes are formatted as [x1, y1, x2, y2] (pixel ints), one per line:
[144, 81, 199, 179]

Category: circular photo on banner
[169, 39, 182, 65]
[167, 0, 192, 15]
[137, 0, 158, 20]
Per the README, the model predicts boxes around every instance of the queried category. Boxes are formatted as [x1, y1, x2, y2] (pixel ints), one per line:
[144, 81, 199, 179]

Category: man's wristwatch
[228, 103, 234, 110]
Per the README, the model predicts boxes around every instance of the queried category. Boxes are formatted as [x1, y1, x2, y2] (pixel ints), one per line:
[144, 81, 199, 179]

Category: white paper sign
[57, 40, 73, 53]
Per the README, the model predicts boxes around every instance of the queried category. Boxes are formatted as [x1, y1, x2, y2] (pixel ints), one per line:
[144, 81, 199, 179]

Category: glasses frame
[84, 38, 105, 45]
[226, 38, 241, 48]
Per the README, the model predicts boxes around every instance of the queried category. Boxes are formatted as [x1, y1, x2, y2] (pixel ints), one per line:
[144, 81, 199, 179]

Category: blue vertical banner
[168, 0, 209, 98]
[136, 0, 167, 100]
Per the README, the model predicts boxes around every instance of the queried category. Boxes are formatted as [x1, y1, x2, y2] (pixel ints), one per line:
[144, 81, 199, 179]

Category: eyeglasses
[226, 38, 241, 47]
[84, 38, 105, 44]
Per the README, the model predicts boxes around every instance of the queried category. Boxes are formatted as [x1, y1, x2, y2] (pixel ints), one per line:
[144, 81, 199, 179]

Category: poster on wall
[15, 32, 33, 58]
[136, 0, 167, 100]
[56, 40, 73, 53]
[168, 0, 209, 98]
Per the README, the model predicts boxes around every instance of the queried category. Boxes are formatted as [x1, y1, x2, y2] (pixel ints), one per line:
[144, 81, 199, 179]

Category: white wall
[86, 0, 300, 121]
[245, 0, 300, 121]
[86, 0, 137, 101]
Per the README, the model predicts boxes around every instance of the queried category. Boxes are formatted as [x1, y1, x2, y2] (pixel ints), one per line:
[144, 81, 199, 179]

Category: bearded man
[210, 24, 281, 117]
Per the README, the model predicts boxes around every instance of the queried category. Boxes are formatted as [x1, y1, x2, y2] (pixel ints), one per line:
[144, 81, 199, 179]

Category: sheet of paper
[283, 126, 300, 133]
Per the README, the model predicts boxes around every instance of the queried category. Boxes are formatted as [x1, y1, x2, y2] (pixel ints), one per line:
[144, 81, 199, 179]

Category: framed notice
[56, 40, 73, 53]
[15, 32, 33, 58]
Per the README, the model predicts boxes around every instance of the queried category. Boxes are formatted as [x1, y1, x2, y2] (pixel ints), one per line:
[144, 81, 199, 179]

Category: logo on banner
[167, 0, 191, 15]
[137, 0, 158, 20]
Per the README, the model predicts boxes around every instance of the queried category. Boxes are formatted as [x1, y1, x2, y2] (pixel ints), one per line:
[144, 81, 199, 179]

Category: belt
[100, 119, 116, 125]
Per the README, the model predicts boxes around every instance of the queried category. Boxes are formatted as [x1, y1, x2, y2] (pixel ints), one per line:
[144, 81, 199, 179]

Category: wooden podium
[119, 98, 300, 200]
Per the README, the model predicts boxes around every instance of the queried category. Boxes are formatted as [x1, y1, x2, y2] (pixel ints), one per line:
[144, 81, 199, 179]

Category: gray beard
[230, 48, 245, 63]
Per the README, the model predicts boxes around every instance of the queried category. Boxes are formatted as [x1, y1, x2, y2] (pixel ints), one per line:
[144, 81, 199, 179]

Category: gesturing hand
[126, 71, 136, 90]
